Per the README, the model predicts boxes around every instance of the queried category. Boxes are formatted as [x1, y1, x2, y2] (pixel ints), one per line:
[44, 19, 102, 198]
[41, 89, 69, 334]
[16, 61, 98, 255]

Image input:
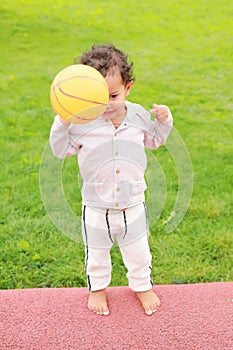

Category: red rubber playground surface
[0, 282, 232, 350]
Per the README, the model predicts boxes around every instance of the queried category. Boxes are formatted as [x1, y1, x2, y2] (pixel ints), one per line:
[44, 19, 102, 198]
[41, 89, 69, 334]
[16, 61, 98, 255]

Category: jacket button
[116, 169, 120, 174]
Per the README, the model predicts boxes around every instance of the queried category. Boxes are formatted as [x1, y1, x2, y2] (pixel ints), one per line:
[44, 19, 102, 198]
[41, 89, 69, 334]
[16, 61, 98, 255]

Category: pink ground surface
[0, 282, 232, 350]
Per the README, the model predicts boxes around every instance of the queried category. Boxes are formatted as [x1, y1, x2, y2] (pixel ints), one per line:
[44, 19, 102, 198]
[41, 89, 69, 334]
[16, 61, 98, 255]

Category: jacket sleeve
[144, 107, 173, 149]
[49, 116, 79, 159]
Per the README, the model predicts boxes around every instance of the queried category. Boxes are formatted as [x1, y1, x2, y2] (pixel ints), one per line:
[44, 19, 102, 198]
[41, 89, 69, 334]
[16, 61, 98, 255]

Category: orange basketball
[50, 64, 109, 124]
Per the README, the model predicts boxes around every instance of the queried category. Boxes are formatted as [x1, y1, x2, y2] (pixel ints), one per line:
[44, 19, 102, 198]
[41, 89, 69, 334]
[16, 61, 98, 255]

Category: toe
[145, 309, 153, 316]
[145, 303, 158, 315]
[97, 306, 109, 316]
[145, 306, 153, 316]
[102, 305, 109, 316]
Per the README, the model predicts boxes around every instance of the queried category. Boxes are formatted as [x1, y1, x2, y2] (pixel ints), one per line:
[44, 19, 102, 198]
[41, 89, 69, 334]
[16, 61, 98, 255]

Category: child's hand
[150, 104, 169, 123]
[59, 117, 71, 127]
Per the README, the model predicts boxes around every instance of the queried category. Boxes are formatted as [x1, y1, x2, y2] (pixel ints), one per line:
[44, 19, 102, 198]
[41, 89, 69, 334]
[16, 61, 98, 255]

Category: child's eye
[110, 94, 118, 99]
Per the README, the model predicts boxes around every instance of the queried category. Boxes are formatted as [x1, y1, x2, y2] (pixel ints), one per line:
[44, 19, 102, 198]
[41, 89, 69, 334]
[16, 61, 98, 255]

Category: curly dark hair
[75, 44, 135, 85]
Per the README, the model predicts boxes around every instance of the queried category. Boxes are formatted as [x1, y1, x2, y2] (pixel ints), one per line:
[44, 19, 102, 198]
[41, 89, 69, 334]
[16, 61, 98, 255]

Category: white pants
[82, 203, 153, 292]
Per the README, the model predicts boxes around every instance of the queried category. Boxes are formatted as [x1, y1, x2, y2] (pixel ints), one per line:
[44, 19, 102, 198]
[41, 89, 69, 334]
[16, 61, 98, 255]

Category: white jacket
[50, 101, 173, 209]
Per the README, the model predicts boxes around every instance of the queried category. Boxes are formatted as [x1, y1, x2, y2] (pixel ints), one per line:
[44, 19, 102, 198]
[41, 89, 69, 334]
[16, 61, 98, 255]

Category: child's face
[103, 69, 133, 122]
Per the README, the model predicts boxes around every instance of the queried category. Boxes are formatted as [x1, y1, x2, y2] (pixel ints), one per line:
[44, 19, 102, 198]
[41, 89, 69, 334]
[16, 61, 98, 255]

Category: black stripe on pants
[83, 205, 91, 291]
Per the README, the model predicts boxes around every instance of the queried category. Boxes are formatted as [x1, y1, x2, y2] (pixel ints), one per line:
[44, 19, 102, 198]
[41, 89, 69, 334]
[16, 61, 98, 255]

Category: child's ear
[125, 80, 134, 96]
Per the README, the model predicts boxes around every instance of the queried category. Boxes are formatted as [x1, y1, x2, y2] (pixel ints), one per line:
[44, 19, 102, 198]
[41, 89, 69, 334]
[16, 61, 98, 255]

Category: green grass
[0, 0, 232, 289]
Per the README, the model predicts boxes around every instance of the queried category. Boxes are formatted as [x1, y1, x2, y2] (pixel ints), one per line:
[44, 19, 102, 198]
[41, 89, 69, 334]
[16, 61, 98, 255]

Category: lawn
[0, 0, 232, 289]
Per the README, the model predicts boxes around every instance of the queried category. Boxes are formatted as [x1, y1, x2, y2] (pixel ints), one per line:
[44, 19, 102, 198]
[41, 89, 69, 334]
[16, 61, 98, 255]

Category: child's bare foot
[136, 289, 161, 316]
[88, 289, 109, 316]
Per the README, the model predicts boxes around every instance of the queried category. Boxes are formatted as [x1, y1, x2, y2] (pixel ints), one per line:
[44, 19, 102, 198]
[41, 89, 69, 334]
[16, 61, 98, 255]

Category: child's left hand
[150, 104, 169, 123]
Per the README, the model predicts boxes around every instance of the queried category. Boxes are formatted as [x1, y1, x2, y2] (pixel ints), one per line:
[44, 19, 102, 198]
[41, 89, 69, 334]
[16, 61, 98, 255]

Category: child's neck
[112, 108, 127, 128]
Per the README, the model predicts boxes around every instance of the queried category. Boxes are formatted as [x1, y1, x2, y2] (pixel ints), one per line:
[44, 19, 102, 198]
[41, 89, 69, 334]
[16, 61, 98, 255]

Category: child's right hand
[59, 117, 71, 126]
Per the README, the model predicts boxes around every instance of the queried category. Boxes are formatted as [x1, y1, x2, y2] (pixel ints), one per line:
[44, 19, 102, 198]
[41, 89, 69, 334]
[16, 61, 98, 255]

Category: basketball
[50, 64, 109, 124]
